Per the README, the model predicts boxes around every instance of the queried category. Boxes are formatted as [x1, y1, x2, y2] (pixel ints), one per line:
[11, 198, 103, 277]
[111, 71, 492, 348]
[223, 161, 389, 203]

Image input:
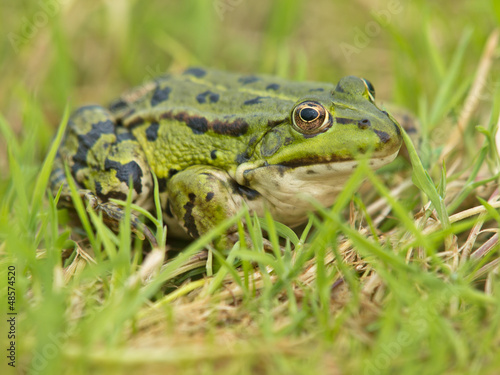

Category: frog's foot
[166, 165, 277, 252]
[84, 191, 158, 247]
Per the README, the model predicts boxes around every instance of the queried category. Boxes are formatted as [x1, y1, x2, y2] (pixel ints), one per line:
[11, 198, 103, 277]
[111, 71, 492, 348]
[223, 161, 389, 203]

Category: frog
[50, 67, 404, 247]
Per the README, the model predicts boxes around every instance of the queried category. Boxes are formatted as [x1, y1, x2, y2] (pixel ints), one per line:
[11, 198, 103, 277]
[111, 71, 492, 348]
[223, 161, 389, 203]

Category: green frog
[50, 67, 403, 246]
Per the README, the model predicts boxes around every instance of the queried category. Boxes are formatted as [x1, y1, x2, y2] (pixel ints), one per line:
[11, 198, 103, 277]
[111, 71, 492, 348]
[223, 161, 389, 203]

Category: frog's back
[109, 67, 335, 123]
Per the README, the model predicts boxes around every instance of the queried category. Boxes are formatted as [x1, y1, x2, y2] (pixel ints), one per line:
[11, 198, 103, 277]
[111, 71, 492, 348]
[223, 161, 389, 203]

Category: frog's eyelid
[321, 110, 331, 127]
[361, 78, 376, 102]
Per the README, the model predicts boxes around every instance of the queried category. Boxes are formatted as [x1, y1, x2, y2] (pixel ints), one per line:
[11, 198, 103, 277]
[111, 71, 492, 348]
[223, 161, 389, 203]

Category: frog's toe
[99, 201, 158, 247]
[84, 191, 100, 211]
[130, 216, 158, 246]
[83, 193, 158, 246]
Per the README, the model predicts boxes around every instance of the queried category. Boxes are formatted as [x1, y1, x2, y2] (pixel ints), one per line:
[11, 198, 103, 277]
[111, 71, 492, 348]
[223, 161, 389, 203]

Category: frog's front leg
[166, 166, 247, 242]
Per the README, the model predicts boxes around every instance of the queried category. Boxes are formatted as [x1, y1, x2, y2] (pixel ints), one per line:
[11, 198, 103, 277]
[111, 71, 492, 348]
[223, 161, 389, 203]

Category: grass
[1, 0, 500, 374]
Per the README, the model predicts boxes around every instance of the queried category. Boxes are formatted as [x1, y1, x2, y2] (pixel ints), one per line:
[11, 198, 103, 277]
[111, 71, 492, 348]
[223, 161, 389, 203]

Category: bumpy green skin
[51, 67, 403, 243]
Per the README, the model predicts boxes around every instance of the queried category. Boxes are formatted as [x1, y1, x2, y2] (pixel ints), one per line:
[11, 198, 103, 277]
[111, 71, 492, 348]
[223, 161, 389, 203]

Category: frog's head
[234, 76, 403, 220]
[259, 75, 402, 169]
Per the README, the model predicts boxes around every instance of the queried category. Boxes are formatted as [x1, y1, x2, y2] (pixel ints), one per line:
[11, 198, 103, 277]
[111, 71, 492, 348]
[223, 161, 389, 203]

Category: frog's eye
[292, 101, 331, 135]
[361, 78, 376, 101]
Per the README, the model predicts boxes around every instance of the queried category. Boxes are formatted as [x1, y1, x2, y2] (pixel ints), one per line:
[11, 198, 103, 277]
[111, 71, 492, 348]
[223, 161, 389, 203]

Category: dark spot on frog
[71, 159, 86, 179]
[230, 181, 260, 201]
[210, 150, 217, 160]
[306, 169, 318, 175]
[183, 67, 206, 78]
[244, 96, 268, 105]
[183, 193, 200, 238]
[185, 116, 208, 134]
[187, 117, 214, 134]
[238, 75, 259, 84]
[105, 190, 127, 201]
[116, 132, 135, 142]
[335, 117, 356, 125]
[266, 83, 280, 91]
[84, 119, 115, 140]
[393, 121, 402, 136]
[211, 118, 248, 136]
[236, 152, 250, 164]
[126, 116, 145, 129]
[309, 88, 324, 92]
[196, 90, 220, 104]
[164, 199, 174, 218]
[335, 86, 345, 93]
[278, 154, 353, 168]
[157, 177, 168, 192]
[284, 137, 294, 146]
[72, 118, 115, 174]
[95, 181, 103, 198]
[205, 192, 215, 202]
[104, 159, 144, 194]
[168, 169, 178, 178]
[108, 98, 128, 112]
[160, 111, 249, 137]
[357, 119, 371, 129]
[277, 165, 287, 177]
[146, 122, 160, 141]
[150, 85, 172, 106]
[372, 129, 390, 143]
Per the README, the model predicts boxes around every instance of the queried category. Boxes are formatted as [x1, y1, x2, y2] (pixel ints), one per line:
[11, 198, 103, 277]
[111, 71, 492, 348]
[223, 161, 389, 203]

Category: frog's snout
[363, 115, 403, 154]
[355, 116, 401, 144]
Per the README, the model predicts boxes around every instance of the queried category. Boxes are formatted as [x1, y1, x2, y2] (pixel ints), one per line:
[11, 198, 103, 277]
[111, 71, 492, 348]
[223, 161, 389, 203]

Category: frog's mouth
[270, 151, 391, 169]
[232, 150, 399, 227]
[279, 150, 399, 173]
[234, 149, 399, 189]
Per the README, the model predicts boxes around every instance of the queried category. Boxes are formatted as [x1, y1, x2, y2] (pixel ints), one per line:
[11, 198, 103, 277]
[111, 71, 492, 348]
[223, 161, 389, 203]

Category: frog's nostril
[357, 119, 371, 129]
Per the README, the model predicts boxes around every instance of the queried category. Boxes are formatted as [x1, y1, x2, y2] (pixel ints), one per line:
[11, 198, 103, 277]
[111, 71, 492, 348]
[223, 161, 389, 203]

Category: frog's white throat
[233, 151, 399, 227]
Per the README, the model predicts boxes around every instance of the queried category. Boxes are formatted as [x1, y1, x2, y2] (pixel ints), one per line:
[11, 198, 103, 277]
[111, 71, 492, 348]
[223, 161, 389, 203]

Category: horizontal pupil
[300, 107, 319, 122]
